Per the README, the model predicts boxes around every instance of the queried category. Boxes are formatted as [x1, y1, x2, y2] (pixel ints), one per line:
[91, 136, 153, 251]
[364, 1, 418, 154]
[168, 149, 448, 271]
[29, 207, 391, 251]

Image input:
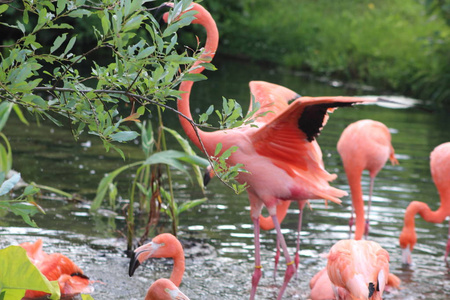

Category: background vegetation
[202, 0, 450, 110]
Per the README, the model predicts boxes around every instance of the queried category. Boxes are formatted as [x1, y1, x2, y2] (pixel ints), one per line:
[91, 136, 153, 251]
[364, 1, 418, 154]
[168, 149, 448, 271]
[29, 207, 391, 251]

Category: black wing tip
[298, 102, 356, 142]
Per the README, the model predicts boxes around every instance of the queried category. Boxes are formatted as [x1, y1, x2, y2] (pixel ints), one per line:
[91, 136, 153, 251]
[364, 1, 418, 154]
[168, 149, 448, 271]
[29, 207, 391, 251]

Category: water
[1, 57, 450, 299]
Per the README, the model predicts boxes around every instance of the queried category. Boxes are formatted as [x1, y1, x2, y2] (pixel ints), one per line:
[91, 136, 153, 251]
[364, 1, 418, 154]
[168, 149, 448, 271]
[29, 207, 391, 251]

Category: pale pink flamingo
[399, 142, 450, 264]
[129, 233, 189, 300]
[337, 119, 399, 240]
[163, 3, 375, 299]
[309, 239, 400, 300]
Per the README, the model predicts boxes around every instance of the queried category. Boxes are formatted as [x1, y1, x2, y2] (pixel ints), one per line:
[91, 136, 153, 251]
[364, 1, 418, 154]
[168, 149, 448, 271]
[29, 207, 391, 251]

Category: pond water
[1, 57, 450, 299]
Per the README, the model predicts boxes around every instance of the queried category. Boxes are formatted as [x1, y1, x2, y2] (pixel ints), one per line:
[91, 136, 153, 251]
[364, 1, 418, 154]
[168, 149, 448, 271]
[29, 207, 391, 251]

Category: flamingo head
[129, 233, 182, 277]
[203, 165, 215, 186]
[147, 278, 190, 300]
[162, 2, 206, 26]
[399, 227, 416, 265]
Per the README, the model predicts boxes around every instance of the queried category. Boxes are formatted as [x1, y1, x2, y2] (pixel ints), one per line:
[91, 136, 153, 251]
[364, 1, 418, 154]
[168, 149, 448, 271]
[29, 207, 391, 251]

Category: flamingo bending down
[19, 239, 91, 298]
[337, 119, 399, 240]
[309, 239, 399, 300]
[399, 142, 450, 264]
[129, 233, 189, 300]
[163, 3, 376, 299]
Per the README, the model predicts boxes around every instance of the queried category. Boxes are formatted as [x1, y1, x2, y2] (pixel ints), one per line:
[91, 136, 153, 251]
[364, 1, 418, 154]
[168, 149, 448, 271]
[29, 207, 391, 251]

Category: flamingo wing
[248, 81, 300, 124]
[251, 96, 372, 172]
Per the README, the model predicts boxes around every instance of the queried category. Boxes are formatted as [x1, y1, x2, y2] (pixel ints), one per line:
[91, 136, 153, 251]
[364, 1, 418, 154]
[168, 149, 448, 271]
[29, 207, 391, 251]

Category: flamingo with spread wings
[163, 3, 375, 298]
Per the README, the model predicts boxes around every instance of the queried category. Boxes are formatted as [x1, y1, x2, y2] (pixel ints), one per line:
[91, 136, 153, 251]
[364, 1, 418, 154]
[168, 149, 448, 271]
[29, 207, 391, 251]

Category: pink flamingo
[399, 142, 450, 264]
[163, 3, 375, 299]
[129, 233, 189, 300]
[309, 239, 400, 300]
[19, 239, 92, 298]
[337, 119, 399, 240]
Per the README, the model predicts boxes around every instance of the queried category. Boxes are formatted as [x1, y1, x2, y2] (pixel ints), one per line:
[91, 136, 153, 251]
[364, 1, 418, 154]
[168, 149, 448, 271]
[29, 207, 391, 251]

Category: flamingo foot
[273, 247, 280, 281]
[250, 266, 262, 300]
[276, 262, 296, 300]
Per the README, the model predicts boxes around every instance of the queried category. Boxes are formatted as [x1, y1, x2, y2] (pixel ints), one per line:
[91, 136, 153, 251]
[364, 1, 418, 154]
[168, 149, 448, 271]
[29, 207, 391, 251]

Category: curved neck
[404, 199, 450, 230]
[346, 168, 365, 240]
[170, 251, 185, 287]
[178, 4, 219, 150]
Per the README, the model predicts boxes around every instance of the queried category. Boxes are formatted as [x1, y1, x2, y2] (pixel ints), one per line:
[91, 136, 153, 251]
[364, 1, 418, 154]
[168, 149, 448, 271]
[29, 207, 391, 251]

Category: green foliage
[204, 0, 450, 109]
[0, 172, 42, 228]
[0, 246, 60, 299]
[93, 120, 210, 248]
[0, 0, 202, 158]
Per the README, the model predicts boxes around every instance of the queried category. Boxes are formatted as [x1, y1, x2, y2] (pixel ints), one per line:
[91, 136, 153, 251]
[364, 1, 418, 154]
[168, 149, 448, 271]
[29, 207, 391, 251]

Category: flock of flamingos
[13, 2, 450, 300]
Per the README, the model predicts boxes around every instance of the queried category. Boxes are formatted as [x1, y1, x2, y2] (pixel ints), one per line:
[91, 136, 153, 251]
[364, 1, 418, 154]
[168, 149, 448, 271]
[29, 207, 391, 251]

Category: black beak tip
[203, 170, 211, 186]
[128, 252, 141, 277]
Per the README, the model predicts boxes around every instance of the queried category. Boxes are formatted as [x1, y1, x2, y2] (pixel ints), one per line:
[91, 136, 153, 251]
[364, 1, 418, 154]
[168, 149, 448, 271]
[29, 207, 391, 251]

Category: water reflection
[1, 57, 450, 299]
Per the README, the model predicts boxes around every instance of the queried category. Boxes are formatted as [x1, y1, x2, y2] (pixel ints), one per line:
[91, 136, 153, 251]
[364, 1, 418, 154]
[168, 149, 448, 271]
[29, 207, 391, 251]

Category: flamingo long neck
[404, 194, 450, 230]
[178, 5, 219, 151]
[170, 251, 186, 287]
[346, 167, 365, 240]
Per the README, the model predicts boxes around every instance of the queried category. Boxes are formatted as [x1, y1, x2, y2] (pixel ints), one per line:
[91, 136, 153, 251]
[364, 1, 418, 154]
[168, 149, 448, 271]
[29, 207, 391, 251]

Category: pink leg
[294, 207, 304, 279]
[349, 206, 355, 239]
[271, 214, 295, 300]
[445, 219, 450, 263]
[250, 216, 262, 300]
[273, 237, 280, 281]
[365, 176, 375, 239]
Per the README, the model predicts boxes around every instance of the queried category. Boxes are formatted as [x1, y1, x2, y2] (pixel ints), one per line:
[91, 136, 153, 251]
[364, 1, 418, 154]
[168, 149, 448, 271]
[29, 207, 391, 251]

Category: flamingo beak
[128, 251, 141, 277]
[203, 166, 215, 186]
[401, 247, 412, 265]
[129, 241, 164, 276]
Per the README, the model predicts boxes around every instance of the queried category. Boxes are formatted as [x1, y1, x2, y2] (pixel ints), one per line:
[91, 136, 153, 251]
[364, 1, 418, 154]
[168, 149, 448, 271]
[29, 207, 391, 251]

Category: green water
[1, 57, 450, 299]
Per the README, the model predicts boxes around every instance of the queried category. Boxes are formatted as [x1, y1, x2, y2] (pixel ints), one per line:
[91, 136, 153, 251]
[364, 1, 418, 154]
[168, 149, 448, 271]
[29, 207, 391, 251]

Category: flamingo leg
[270, 213, 296, 300]
[294, 206, 304, 279]
[349, 206, 355, 239]
[273, 236, 281, 281]
[365, 176, 375, 239]
[250, 216, 262, 300]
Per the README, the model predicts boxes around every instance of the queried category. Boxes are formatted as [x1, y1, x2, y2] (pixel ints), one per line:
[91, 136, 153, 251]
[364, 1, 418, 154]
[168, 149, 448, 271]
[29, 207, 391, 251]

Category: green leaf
[67, 9, 91, 18]
[1, 202, 39, 227]
[0, 4, 9, 14]
[214, 143, 222, 156]
[91, 161, 143, 210]
[0, 172, 20, 196]
[144, 150, 189, 175]
[110, 131, 139, 142]
[81, 294, 96, 300]
[182, 73, 207, 82]
[50, 33, 67, 53]
[177, 197, 207, 214]
[56, 0, 66, 15]
[0, 246, 60, 299]
[63, 35, 77, 56]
